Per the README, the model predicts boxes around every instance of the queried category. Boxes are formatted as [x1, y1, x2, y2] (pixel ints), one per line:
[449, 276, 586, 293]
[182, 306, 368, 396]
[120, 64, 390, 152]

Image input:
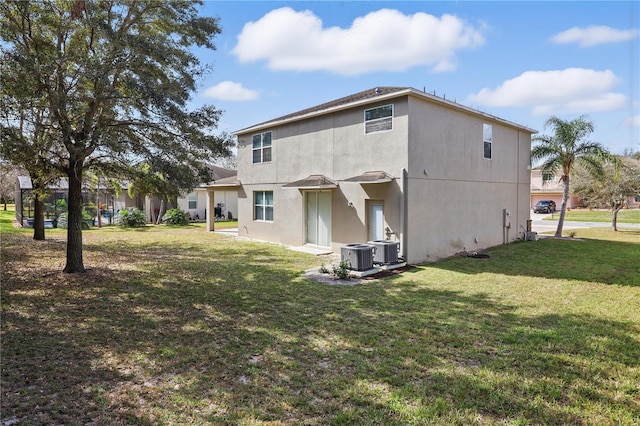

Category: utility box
[341, 244, 375, 271]
[367, 240, 400, 264]
[525, 231, 539, 241]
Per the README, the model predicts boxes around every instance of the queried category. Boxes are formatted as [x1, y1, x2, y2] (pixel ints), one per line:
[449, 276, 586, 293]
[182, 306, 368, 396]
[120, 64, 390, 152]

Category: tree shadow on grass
[2, 234, 639, 424]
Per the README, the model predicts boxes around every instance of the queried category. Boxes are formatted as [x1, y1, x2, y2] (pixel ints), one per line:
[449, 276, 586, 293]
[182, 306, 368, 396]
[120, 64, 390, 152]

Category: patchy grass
[2, 206, 639, 425]
[543, 208, 640, 224]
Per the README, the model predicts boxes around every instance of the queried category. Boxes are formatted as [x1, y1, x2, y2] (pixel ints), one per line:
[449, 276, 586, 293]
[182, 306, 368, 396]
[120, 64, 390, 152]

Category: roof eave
[234, 88, 413, 136]
[235, 87, 537, 136]
[405, 88, 537, 134]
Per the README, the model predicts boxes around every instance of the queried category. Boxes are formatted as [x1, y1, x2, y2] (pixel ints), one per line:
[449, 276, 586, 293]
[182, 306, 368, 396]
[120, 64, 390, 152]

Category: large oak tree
[1, 0, 231, 272]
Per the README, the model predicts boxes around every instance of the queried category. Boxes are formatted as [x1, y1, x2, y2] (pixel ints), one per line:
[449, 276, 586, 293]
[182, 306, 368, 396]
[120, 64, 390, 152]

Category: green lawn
[542, 208, 640, 224]
[2, 207, 639, 425]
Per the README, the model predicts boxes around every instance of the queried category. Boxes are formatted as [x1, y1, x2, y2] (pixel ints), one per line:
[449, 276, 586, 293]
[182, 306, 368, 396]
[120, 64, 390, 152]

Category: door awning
[282, 175, 338, 190]
[199, 176, 241, 190]
[343, 171, 394, 184]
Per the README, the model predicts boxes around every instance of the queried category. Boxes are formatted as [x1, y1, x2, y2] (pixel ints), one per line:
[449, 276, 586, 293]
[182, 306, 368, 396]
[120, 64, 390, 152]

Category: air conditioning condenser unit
[340, 244, 375, 271]
[367, 240, 400, 264]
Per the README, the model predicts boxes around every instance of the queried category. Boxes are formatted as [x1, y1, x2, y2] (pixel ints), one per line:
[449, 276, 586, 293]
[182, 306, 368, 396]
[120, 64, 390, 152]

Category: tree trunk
[555, 175, 571, 237]
[33, 193, 45, 241]
[156, 199, 165, 224]
[611, 205, 621, 231]
[63, 164, 86, 273]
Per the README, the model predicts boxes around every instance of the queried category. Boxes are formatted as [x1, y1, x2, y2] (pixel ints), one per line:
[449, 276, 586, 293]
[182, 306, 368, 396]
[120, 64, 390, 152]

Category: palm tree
[531, 115, 614, 237]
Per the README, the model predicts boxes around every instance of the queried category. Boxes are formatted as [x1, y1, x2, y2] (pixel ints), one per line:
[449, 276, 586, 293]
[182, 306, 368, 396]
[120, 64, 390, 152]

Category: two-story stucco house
[205, 87, 536, 264]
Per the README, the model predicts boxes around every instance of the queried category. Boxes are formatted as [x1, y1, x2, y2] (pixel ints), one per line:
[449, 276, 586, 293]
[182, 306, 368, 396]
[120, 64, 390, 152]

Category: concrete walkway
[214, 227, 336, 256]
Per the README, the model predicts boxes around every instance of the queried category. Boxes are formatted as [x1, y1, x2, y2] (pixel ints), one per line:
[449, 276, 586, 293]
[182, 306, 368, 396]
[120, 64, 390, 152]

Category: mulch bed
[360, 264, 416, 280]
[303, 263, 416, 285]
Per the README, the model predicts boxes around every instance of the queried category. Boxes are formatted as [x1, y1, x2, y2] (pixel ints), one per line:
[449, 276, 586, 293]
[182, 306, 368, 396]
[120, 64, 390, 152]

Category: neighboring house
[530, 169, 582, 210]
[204, 87, 536, 264]
[177, 165, 238, 220]
[530, 169, 640, 210]
[15, 176, 143, 227]
[16, 166, 237, 227]
[112, 181, 145, 213]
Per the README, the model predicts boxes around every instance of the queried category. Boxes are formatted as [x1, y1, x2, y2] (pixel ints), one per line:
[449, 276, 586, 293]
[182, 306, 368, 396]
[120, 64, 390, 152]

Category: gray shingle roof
[236, 87, 409, 134]
[235, 86, 537, 135]
[272, 87, 408, 123]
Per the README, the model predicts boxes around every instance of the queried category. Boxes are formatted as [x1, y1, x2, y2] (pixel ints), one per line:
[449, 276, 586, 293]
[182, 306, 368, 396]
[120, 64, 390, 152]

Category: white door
[368, 201, 384, 241]
[306, 191, 331, 247]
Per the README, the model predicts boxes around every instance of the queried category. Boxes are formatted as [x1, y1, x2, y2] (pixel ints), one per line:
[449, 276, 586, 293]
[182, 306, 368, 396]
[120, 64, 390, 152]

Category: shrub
[162, 208, 189, 226]
[57, 212, 68, 229]
[116, 207, 146, 228]
[332, 260, 351, 280]
[56, 209, 94, 229]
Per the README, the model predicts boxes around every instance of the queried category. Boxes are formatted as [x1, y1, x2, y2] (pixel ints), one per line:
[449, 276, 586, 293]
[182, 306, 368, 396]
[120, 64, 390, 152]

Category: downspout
[515, 130, 520, 241]
[401, 168, 408, 262]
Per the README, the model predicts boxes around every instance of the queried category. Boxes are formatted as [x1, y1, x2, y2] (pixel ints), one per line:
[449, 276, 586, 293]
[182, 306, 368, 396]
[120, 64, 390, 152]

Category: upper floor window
[188, 193, 197, 210]
[483, 124, 493, 159]
[365, 104, 393, 134]
[254, 191, 274, 221]
[253, 132, 272, 164]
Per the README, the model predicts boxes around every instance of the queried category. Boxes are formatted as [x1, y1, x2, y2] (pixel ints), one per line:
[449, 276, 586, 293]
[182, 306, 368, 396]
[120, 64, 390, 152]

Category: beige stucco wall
[177, 190, 237, 220]
[404, 97, 532, 262]
[235, 92, 534, 264]
[236, 99, 409, 251]
[113, 192, 141, 212]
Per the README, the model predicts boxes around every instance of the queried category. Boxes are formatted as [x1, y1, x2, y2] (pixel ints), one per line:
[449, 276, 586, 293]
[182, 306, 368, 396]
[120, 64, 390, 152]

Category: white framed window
[187, 193, 197, 210]
[483, 123, 493, 159]
[254, 191, 273, 221]
[252, 132, 272, 164]
[364, 104, 393, 134]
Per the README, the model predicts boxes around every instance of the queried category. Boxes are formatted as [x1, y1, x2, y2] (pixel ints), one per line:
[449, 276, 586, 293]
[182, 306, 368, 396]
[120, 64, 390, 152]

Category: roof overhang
[235, 87, 537, 136]
[282, 175, 338, 190]
[199, 176, 241, 191]
[343, 171, 394, 184]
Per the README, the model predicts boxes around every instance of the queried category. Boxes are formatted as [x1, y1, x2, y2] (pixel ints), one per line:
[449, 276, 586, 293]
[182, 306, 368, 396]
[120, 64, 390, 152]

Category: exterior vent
[341, 244, 375, 271]
[368, 240, 400, 264]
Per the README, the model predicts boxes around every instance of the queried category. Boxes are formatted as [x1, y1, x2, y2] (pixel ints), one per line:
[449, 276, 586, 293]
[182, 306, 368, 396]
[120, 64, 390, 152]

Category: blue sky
[192, 1, 639, 155]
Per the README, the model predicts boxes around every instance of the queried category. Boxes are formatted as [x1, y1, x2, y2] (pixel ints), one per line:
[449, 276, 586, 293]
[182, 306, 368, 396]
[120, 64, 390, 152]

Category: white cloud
[202, 81, 259, 101]
[623, 115, 640, 127]
[551, 25, 639, 47]
[232, 7, 485, 75]
[466, 68, 626, 115]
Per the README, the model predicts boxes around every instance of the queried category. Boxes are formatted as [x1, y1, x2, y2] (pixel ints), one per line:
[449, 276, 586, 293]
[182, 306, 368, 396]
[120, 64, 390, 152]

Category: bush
[162, 208, 189, 226]
[56, 209, 94, 229]
[115, 207, 146, 228]
[57, 212, 68, 229]
[332, 260, 351, 280]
